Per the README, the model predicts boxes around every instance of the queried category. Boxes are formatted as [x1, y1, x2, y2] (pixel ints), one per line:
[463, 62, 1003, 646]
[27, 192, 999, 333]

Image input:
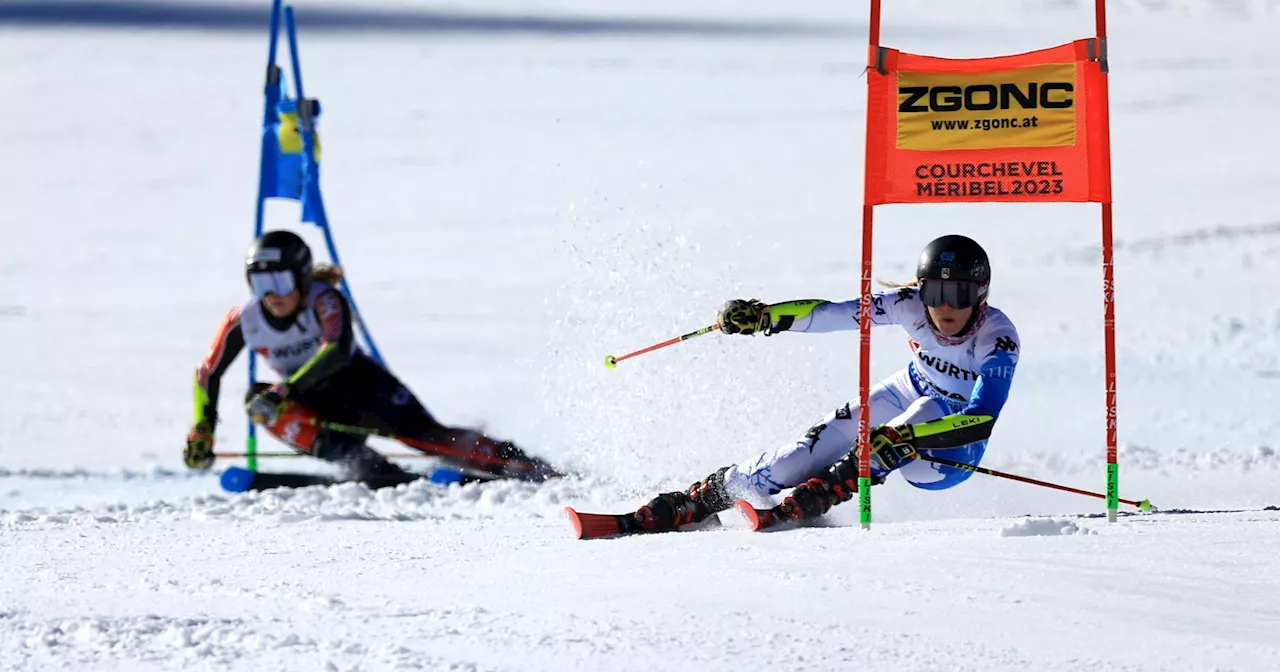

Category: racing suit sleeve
[763, 287, 917, 334]
[194, 306, 246, 427]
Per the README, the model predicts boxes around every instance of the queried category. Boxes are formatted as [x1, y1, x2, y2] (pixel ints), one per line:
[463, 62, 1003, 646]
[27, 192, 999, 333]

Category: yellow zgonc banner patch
[897, 63, 1077, 151]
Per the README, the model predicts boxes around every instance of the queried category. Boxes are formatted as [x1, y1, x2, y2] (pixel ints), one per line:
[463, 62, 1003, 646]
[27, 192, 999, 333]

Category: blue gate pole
[284, 6, 388, 367]
[246, 0, 286, 471]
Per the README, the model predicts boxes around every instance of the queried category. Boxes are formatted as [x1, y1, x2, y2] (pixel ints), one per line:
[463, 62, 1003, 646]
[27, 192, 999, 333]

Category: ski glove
[184, 422, 215, 471]
[717, 299, 769, 336]
[246, 384, 289, 427]
[864, 424, 918, 473]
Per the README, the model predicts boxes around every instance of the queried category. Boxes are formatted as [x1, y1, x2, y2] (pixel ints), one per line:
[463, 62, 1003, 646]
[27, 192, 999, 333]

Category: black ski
[220, 466, 497, 493]
[221, 467, 336, 492]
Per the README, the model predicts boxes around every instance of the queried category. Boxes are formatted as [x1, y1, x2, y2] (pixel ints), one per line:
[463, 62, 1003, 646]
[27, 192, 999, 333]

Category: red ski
[735, 500, 790, 532]
[565, 508, 638, 540]
[564, 507, 722, 540]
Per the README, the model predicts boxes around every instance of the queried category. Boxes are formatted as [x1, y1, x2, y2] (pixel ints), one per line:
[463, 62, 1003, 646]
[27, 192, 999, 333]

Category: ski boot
[313, 429, 420, 489]
[737, 451, 878, 530]
[491, 440, 562, 482]
[565, 467, 732, 539]
[634, 467, 733, 532]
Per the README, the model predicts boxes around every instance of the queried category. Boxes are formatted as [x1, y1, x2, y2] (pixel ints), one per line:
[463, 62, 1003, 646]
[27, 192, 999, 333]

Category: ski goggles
[919, 279, 984, 309]
[249, 270, 296, 298]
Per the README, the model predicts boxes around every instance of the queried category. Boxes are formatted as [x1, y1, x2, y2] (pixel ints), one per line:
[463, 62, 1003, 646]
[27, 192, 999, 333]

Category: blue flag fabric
[260, 82, 322, 223]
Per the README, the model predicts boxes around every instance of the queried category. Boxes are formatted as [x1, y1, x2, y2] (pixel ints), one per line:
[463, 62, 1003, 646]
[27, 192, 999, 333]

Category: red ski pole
[215, 451, 428, 459]
[916, 454, 1153, 510]
[604, 323, 720, 369]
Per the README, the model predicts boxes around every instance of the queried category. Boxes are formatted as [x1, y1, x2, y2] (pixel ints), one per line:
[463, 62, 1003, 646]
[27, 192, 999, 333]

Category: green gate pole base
[858, 477, 873, 530]
[246, 435, 259, 472]
[1106, 462, 1118, 522]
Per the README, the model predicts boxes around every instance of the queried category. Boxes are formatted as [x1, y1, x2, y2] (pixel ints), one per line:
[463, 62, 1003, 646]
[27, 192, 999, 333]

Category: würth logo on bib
[896, 63, 1077, 151]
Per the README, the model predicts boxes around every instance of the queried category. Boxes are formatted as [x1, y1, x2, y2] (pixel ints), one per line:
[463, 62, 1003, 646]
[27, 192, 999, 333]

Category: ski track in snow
[2, 442, 1277, 528]
[0, 477, 606, 529]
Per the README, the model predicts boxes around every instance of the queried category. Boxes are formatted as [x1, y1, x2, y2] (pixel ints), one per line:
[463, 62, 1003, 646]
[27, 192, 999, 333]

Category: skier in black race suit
[183, 230, 558, 487]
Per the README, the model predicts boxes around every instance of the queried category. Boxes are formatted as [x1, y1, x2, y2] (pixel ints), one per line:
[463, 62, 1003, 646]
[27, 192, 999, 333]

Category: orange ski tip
[565, 507, 586, 540]
[566, 508, 629, 540]
[734, 500, 763, 531]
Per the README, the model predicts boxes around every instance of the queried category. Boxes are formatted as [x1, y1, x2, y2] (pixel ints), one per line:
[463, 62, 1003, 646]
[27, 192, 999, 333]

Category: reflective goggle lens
[919, 279, 982, 309]
[249, 270, 296, 298]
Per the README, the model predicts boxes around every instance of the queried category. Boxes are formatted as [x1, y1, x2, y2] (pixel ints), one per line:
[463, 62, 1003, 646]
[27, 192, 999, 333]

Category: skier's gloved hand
[246, 384, 289, 426]
[717, 299, 769, 336]
[863, 424, 918, 473]
[184, 422, 215, 471]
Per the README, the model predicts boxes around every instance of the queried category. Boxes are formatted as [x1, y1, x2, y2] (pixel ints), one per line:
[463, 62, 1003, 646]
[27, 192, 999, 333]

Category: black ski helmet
[245, 230, 313, 295]
[916, 234, 990, 308]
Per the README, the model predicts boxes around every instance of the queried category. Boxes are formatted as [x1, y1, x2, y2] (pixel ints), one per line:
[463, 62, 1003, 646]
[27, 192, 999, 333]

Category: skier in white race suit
[630, 234, 1021, 530]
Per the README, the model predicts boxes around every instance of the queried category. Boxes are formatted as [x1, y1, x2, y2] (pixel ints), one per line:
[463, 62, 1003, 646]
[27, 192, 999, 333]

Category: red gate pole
[1095, 0, 1120, 523]
[857, 0, 884, 530]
